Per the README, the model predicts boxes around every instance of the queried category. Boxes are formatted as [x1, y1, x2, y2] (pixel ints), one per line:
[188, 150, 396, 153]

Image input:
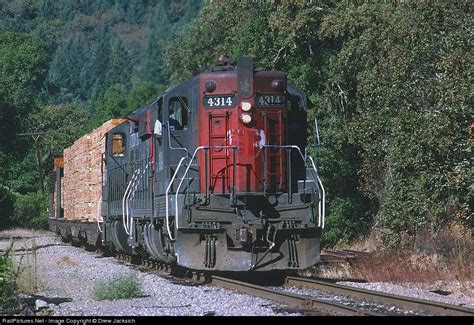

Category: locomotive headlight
[241, 101, 252, 112]
[240, 113, 252, 124]
[272, 79, 285, 92]
[205, 80, 216, 92]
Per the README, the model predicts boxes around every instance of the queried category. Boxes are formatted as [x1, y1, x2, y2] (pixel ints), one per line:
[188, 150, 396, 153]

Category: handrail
[122, 162, 149, 236]
[122, 169, 139, 235]
[307, 156, 325, 228]
[165, 142, 325, 242]
[97, 195, 103, 233]
[165, 156, 187, 241]
[312, 117, 321, 147]
[164, 121, 188, 155]
[126, 161, 150, 238]
[258, 144, 325, 229]
[174, 145, 237, 235]
[126, 170, 138, 233]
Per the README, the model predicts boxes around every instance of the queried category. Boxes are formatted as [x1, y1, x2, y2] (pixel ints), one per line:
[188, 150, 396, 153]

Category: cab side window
[112, 133, 126, 156]
[168, 97, 189, 131]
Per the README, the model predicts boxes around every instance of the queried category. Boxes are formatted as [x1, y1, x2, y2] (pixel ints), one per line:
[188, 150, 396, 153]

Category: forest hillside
[0, 1, 471, 249]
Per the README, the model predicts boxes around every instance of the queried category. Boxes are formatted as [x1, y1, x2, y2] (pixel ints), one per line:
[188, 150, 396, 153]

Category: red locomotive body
[198, 69, 288, 194]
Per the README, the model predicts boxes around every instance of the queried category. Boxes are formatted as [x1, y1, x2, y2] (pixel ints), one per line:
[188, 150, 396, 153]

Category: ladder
[208, 111, 230, 193]
[262, 111, 285, 192]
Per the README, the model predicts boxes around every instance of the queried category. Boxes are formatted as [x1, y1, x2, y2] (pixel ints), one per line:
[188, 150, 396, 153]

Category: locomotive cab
[101, 57, 325, 272]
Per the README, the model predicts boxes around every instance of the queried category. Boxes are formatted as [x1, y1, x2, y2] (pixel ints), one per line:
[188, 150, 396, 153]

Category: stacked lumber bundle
[63, 119, 125, 222]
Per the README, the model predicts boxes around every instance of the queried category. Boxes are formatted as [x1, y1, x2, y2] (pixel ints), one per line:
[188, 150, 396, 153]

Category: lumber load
[62, 119, 125, 222]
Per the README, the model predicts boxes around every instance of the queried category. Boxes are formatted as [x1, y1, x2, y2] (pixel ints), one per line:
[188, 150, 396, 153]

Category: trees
[94, 85, 128, 125]
[0, 1, 469, 245]
[0, 30, 50, 227]
[106, 38, 132, 90]
[0, 2, 203, 229]
[0, 30, 49, 178]
[164, 1, 472, 247]
[93, 81, 163, 128]
[48, 33, 89, 103]
[319, 2, 472, 245]
[126, 82, 164, 111]
[29, 104, 91, 159]
[139, 6, 168, 85]
[1, 0, 203, 108]
[0, 30, 49, 118]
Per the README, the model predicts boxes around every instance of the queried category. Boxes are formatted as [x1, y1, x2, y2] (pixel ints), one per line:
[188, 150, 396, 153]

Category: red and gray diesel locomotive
[52, 56, 325, 272]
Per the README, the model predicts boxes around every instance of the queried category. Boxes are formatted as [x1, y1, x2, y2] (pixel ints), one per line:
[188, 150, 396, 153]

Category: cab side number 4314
[203, 95, 236, 108]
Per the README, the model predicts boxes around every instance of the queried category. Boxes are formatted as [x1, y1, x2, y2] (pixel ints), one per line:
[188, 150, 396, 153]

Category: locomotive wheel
[143, 224, 176, 264]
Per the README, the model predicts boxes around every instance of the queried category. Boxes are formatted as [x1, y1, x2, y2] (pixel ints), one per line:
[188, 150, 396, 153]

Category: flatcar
[49, 56, 325, 272]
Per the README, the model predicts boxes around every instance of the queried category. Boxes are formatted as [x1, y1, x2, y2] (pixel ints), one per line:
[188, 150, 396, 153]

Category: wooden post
[33, 134, 45, 194]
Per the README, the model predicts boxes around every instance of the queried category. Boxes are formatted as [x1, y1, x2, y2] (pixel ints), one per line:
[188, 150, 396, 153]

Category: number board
[256, 94, 286, 108]
[203, 95, 236, 108]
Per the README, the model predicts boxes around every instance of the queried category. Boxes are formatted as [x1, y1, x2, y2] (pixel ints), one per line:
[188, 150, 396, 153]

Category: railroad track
[99, 246, 474, 316]
[285, 276, 474, 316]
[210, 275, 382, 316]
[113, 252, 378, 315]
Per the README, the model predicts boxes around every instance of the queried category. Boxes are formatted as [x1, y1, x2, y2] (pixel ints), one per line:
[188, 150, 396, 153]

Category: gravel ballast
[3, 232, 473, 316]
[30, 234, 282, 316]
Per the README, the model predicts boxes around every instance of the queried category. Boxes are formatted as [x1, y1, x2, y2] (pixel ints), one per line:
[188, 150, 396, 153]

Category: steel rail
[285, 276, 474, 316]
[210, 275, 380, 316]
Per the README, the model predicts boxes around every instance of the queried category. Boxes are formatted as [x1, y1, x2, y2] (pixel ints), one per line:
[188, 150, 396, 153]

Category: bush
[12, 191, 48, 229]
[93, 274, 142, 301]
[164, 2, 472, 249]
[322, 197, 370, 248]
[0, 242, 20, 314]
[0, 186, 15, 229]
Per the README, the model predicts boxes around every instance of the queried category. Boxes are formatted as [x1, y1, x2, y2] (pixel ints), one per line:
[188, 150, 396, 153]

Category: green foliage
[322, 197, 369, 248]
[30, 104, 92, 158]
[93, 274, 142, 301]
[0, 186, 15, 229]
[0, 29, 50, 195]
[126, 82, 165, 111]
[106, 38, 132, 90]
[319, 2, 472, 243]
[93, 85, 129, 125]
[0, 30, 49, 110]
[7, 151, 39, 195]
[6, 103, 91, 195]
[0, 242, 19, 314]
[0, 30, 49, 155]
[165, 1, 472, 247]
[5, 104, 91, 195]
[92, 82, 165, 128]
[12, 191, 49, 229]
[0, 0, 203, 106]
